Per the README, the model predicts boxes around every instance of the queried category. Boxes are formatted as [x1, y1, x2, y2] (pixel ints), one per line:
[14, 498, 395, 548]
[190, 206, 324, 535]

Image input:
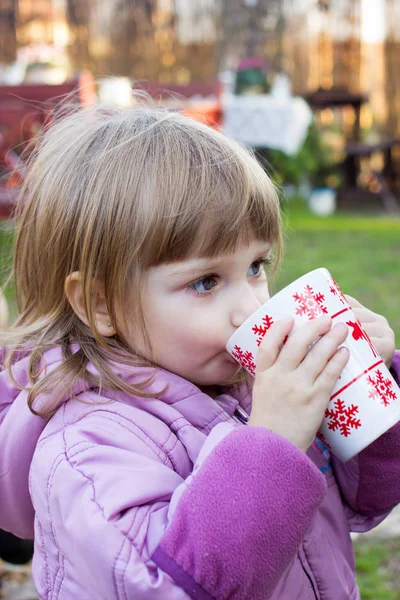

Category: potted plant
[307, 124, 343, 216]
[267, 122, 343, 215]
[267, 124, 320, 199]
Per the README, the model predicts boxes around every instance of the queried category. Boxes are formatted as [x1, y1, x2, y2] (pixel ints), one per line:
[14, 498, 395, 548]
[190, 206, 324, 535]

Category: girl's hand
[249, 316, 349, 453]
[345, 295, 396, 368]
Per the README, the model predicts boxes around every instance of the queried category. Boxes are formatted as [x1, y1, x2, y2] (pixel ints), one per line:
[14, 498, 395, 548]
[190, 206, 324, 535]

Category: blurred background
[1, 0, 400, 215]
[0, 1, 400, 599]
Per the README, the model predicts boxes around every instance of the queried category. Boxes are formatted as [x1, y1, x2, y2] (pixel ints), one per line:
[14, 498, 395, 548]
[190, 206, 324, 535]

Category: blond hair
[4, 104, 282, 417]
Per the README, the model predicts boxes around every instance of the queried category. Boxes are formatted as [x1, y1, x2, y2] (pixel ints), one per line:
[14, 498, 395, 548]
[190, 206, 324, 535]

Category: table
[221, 94, 313, 156]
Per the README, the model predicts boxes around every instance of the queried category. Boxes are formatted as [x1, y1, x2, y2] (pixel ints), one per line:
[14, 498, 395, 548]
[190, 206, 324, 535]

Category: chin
[212, 363, 243, 387]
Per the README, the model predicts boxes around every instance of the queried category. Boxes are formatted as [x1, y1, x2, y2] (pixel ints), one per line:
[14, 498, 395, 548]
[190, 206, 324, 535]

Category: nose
[230, 284, 269, 329]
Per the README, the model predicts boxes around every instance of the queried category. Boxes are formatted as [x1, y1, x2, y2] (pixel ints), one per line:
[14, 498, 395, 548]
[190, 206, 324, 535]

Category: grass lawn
[275, 200, 400, 341]
[354, 538, 400, 600]
[0, 224, 17, 318]
[0, 200, 399, 598]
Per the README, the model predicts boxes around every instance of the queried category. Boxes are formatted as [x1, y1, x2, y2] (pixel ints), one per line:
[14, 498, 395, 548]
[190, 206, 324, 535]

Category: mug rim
[226, 267, 330, 350]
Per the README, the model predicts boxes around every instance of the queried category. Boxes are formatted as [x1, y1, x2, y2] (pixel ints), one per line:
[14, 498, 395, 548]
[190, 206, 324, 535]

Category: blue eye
[248, 260, 265, 276]
[189, 276, 218, 295]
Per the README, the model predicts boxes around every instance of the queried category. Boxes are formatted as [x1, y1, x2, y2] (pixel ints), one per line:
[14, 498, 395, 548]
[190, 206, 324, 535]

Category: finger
[359, 322, 385, 337]
[256, 316, 294, 373]
[316, 346, 350, 392]
[349, 306, 384, 324]
[366, 329, 395, 361]
[277, 315, 333, 370]
[301, 322, 349, 381]
[344, 294, 364, 308]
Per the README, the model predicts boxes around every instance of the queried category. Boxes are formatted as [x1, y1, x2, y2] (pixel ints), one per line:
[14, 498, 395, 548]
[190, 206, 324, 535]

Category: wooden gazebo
[305, 87, 400, 213]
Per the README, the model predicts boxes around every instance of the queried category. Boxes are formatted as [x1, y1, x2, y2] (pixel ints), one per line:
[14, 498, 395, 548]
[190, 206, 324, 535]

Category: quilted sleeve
[32, 410, 326, 599]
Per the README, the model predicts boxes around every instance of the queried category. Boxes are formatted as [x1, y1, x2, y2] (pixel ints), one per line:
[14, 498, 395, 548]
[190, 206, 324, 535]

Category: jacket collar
[26, 347, 252, 434]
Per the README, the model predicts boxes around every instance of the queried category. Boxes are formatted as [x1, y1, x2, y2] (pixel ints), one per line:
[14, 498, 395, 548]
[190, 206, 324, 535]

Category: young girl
[0, 105, 399, 600]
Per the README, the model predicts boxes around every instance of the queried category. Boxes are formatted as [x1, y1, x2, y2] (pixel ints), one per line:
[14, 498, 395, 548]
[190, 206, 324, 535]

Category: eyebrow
[167, 246, 272, 277]
[168, 261, 222, 277]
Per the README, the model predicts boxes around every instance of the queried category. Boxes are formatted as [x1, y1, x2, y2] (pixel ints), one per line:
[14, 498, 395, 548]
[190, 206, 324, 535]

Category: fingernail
[321, 315, 332, 326]
[338, 346, 350, 358]
[333, 322, 348, 334]
[282, 314, 294, 321]
[281, 315, 294, 326]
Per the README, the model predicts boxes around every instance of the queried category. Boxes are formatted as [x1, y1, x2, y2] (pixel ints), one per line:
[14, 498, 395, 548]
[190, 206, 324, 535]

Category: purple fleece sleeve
[333, 350, 400, 519]
[152, 426, 326, 600]
[390, 350, 400, 386]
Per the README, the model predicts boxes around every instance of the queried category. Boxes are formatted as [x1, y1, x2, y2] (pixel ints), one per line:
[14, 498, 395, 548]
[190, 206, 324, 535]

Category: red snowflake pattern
[293, 285, 328, 320]
[252, 314, 274, 346]
[346, 319, 378, 358]
[232, 345, 256, 376]
[325, 399, 362, 437]
[329, 277, 347, 305]
[367, 370, 398, 407]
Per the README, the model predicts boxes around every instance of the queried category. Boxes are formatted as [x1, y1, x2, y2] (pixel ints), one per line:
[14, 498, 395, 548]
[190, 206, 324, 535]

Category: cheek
[258, 281, 270, 304]
[164, 312, 223, 358]
[171, 318, 215, 348]
[144, 292, 227, 353]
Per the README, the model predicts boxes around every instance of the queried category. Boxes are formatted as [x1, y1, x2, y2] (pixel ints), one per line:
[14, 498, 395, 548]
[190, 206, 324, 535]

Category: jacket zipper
[233, 406, 249, 425]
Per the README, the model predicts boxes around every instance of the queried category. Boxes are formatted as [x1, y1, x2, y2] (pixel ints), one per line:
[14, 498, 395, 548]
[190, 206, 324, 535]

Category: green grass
[0, 202, 400, 597]
[354, 538, 400, 600]
[274, 200, 400, 341]
[0, 224, 17, 318]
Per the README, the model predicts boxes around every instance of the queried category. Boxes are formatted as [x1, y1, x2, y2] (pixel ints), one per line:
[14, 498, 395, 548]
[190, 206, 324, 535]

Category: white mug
[226, 268, 400, 462]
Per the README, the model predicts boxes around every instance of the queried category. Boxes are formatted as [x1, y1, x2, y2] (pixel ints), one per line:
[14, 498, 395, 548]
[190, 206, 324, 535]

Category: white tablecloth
[221, 94, 313, 156]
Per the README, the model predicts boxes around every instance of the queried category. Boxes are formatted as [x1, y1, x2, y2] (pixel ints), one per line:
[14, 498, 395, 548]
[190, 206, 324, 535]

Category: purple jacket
[1, 348, 400, 600]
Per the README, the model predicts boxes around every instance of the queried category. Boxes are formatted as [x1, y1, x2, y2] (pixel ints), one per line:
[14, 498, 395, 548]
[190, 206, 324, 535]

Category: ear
[64, 272, 115, 337]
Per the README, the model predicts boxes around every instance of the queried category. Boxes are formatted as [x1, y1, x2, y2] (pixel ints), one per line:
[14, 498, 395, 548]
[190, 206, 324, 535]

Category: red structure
[0, 71, 95, 218]
[137, 81, 222, 130]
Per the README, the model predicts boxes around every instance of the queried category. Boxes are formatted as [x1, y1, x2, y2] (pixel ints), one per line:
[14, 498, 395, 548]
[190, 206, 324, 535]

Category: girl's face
[125, 240, 272, 387]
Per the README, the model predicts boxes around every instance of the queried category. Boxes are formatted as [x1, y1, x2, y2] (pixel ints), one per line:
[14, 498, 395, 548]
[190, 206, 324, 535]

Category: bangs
[186, 187, 281, 263]
[136, 116, 282, 268]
